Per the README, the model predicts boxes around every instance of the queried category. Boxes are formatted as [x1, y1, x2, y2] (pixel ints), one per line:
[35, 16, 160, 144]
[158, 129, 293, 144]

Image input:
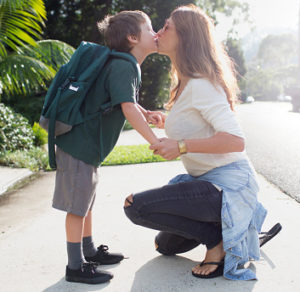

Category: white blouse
[165, 78, 248, 176]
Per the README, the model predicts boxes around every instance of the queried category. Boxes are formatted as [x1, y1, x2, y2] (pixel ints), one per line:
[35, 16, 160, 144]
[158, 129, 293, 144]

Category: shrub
[2, 93, 45, 125]
[0, 147, 50, 171]
[32, 122, 48, 146]
[0, 103, 34, 154]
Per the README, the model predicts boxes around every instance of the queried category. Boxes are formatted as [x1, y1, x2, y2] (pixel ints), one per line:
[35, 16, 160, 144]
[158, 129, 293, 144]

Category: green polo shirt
[55, 56, 140, 166]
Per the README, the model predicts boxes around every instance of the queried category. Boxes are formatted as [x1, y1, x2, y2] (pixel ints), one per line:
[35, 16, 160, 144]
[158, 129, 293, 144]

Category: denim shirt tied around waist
[168, 159, 267, 280]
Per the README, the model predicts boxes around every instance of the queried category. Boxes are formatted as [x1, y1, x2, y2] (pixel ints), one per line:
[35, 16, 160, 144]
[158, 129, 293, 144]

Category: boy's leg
[83, 210, 124, 265]
[65, 211, 113, 284]
[65, 212, 85, 270]
[53, 148, 113, 283]
[82, 211, 98, 257]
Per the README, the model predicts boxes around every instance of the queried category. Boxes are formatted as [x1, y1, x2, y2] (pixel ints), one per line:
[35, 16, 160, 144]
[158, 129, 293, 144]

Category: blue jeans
[124, 179, 223, 251]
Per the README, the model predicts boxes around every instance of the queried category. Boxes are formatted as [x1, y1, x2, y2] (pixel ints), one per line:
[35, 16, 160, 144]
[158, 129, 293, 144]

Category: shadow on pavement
[260, 250, 276, 269]
[42, 277, 110, 292]
[129, 255, 257, 292]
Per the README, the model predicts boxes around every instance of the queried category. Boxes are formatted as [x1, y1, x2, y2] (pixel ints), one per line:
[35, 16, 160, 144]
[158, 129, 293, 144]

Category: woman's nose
[156, 29, 163, 38]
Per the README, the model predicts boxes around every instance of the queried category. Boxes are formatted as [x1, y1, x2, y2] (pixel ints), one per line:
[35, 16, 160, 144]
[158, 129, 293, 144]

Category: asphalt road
[236, 101, 300, 201]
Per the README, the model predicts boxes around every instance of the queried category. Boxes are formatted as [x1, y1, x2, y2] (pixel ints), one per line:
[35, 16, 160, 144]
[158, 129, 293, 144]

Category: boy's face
[135, 18, 157, 55]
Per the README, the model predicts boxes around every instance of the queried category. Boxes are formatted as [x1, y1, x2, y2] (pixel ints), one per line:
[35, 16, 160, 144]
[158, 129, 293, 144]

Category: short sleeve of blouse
[191, 79, 245, 138]
[106, 59, 138, 107]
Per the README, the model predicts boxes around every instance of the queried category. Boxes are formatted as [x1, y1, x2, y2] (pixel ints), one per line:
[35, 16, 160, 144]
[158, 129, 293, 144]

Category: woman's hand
[146, 110, 166, 129]
[150, 138, 180, 160]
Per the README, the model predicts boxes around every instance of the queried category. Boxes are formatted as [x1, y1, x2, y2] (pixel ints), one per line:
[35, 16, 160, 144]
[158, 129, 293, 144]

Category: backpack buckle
[102, 107, 113, 114]
[60, 76, 77, 90]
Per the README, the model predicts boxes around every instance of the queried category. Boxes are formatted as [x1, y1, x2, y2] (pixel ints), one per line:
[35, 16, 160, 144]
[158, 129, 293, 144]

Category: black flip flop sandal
[259, 223, 282, 247]
[192, 260, 224, 279]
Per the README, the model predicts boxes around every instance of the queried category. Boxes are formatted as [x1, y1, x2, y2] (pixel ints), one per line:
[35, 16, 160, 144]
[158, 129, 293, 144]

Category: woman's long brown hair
[165, 4, 239, 111]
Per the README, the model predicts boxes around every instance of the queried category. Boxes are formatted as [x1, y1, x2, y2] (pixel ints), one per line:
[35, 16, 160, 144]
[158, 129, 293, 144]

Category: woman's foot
[192, 241, 225, 277]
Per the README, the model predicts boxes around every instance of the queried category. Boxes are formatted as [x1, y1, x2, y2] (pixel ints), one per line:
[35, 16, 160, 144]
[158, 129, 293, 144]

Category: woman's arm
[185, 132, 245, 154]
[150, 132, 245, 160]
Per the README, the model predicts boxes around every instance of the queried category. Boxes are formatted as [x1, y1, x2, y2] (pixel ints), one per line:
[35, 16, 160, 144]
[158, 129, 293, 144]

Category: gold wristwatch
[178, 139, 187, 154]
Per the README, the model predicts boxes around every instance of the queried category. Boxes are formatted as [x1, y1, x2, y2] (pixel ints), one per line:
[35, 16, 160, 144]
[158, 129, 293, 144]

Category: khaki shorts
[52, 147, 99, 217]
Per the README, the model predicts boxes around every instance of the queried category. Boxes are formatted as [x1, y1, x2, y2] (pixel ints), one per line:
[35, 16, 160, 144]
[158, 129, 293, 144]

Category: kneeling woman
[124, 4, 267, 280]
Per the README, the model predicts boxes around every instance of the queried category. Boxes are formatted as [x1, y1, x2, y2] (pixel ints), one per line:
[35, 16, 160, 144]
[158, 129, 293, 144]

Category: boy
[52, 11, 160, 284]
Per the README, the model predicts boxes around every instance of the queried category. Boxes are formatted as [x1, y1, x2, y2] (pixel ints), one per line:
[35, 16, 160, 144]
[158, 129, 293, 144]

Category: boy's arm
[137, 104, 148, 118]
[121, 102, 159, 144]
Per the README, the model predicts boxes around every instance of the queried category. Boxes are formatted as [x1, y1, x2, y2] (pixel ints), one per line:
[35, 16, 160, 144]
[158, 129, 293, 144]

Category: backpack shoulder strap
[110, 50, 141, 85]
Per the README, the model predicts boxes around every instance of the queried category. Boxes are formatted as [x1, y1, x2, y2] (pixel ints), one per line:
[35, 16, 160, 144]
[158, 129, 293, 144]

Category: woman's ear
[127, 35, 139, 45]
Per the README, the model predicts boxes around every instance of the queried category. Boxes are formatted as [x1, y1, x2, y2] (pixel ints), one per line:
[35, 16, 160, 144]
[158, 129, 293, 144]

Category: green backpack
[40, 41, 141, 169]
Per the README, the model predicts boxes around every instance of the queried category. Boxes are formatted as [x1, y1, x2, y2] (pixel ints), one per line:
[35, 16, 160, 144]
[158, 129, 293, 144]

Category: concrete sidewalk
[0, 129, 299, 291]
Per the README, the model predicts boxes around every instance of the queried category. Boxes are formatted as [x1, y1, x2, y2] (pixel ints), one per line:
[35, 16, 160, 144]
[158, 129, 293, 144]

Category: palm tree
[0, 0, 74, 99]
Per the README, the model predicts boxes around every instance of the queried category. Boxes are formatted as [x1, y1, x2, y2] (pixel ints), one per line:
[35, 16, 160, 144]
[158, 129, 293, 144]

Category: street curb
[0, 169, 40, 198]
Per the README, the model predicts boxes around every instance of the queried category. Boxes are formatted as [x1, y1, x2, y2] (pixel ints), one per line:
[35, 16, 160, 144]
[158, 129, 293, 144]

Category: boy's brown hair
[98, 10, 149, 53]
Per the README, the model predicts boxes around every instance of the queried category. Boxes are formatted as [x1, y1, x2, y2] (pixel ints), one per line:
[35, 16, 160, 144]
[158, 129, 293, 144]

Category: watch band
[178, 139, 187, 154]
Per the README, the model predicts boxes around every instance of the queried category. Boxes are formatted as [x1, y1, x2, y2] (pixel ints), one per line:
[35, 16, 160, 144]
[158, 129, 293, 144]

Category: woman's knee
[124, 194, 133, 208]
[123, 194, 140, 223]
[154, 232, 176, 256]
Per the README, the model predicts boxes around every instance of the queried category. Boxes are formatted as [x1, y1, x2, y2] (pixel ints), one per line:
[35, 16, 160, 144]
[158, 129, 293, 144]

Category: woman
[124, 4, 267, 280]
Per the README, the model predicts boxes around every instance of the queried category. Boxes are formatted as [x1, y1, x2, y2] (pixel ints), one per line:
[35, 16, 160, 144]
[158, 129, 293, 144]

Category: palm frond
[19, 40, 75, 71]
[0, 53, 55, 97]
[0, 0, 46, 56]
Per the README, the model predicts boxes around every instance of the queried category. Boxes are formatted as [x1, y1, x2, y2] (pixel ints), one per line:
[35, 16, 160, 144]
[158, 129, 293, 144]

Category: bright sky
[216, 0, 299, 39]
[248, 0, 299, 29]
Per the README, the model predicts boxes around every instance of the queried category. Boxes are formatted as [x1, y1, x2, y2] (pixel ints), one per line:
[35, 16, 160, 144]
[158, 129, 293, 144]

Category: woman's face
[156, 18, 178, 56]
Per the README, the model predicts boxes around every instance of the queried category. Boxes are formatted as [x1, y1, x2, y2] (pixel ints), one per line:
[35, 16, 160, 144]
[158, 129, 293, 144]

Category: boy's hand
[147, 111, 166, 129]
[121, 102, 159, 145]
[150, 138, 180, 160]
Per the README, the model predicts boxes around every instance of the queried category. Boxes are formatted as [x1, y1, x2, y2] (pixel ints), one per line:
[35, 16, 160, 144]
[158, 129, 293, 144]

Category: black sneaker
[65, 262, 113, 284]
[85, 244, 124, 265]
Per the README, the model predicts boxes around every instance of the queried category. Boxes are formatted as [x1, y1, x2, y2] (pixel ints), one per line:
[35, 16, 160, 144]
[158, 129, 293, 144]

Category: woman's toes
[192, 263, 217, 276]
[192, 264, 203, 275]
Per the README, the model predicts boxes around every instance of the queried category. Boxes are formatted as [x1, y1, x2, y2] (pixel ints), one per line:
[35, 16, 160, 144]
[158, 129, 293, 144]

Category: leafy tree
[225, 37, 247, 99]
[245, 67, 281, 100]
[225, 38, 246, 79]
[0, 0, 74, 99]
[257, 34, 298, 70]
[43, 0, 113, 47]
[244, 33, 298, 100]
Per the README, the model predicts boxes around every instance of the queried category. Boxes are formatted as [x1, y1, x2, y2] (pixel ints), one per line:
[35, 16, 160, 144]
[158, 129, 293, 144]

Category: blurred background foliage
[0, 0, 299, 164]
[42, 0, 250, 109]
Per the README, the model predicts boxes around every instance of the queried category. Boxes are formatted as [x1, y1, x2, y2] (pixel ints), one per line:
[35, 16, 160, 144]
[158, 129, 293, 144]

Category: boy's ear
[127, 35, 139, 45]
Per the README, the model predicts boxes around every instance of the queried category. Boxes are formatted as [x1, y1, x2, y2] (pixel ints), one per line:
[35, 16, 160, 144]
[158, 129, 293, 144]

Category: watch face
[178, 140, 187, 154]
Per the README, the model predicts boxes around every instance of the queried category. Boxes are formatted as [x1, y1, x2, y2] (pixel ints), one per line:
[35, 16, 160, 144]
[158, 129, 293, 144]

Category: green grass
[102, 144, 178, 166]
[0, 144, 177, 171]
